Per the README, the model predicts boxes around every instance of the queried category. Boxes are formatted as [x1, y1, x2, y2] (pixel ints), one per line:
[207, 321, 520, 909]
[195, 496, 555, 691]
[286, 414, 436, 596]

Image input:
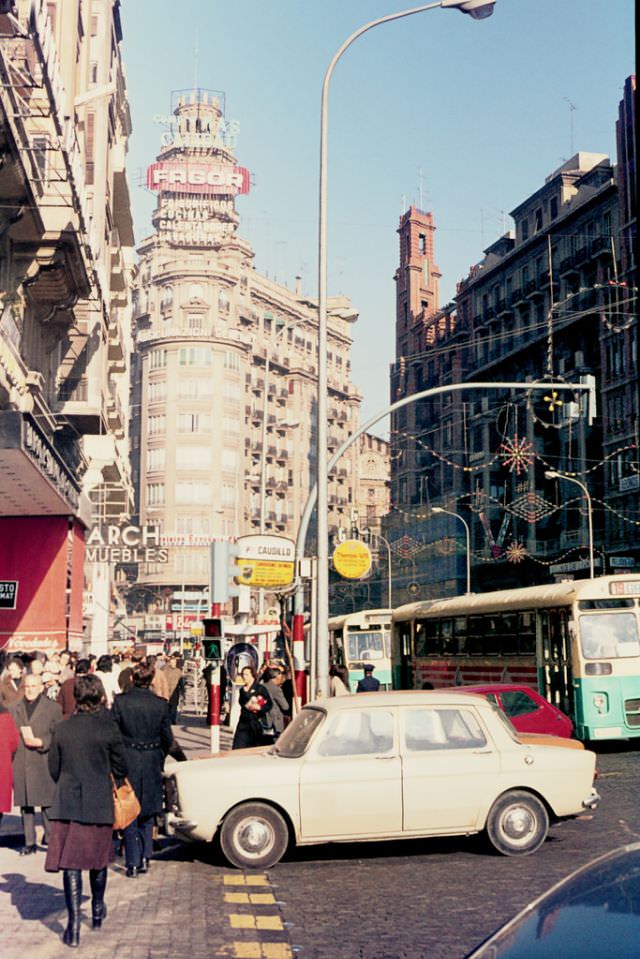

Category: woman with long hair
[45, 674, 127, 948]
[232, 665, 272, 750]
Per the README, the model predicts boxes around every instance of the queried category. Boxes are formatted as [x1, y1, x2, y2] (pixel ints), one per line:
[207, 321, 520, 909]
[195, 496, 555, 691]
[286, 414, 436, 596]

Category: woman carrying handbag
[45, 674, 127, 948]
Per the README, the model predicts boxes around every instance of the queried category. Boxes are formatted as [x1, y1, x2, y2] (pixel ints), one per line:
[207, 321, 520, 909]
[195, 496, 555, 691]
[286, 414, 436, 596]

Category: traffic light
[210, 540, 240, 603]
[202, 617, 223, 660]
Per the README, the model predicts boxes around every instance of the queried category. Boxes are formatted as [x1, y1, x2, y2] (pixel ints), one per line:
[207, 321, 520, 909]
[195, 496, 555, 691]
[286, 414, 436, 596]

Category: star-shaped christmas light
[543, 389, 563, 413]
[505, 541, 527, 563]
[499, 434, 535, 474]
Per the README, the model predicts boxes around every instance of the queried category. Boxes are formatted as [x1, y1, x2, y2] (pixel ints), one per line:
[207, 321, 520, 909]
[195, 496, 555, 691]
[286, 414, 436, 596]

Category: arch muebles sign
[146, 160, 250, 195]
[234, 535, 295, 589]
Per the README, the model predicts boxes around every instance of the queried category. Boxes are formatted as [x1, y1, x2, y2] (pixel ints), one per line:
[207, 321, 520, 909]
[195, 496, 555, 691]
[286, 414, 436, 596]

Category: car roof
[304, 690, 491, 712]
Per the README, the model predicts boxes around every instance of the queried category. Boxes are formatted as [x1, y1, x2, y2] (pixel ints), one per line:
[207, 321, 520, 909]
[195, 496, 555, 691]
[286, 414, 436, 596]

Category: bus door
[393, 621, 413, 690]
[537, 608, 573, 718]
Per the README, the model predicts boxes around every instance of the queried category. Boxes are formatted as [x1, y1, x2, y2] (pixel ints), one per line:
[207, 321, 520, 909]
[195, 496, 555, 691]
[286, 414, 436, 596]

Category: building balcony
[511, 287, 525, 305]
[591, 235, 610, 258]
[574, 245, 590, 265]
[559, 254, 579, 276]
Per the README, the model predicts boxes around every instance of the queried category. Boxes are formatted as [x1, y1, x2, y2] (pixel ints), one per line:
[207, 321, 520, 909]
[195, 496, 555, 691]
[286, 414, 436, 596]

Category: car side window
[316, 709, 394, 757]
[403, 708, 487, 751]
[501, 691, 537, 717]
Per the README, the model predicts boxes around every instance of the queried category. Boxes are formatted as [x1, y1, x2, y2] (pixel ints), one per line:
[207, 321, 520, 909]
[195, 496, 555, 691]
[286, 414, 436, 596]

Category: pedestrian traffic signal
[210, 540, 240, 603]
[202, 617, 223, 660]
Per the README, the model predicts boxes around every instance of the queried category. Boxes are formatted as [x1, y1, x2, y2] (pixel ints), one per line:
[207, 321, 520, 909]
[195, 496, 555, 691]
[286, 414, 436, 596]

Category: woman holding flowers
[232, 665, 272, 749]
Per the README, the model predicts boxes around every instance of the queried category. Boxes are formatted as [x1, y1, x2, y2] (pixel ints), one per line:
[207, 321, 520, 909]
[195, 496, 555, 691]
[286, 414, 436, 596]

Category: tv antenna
[563, 97, 578, 156]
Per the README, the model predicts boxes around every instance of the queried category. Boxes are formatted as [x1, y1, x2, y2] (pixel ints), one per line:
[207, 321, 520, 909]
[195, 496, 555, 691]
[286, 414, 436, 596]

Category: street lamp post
[366, 530, 393, 609]
[545, 471, 595, 578]
[432, 507, 471, 594]
[314, 0, 496, 696]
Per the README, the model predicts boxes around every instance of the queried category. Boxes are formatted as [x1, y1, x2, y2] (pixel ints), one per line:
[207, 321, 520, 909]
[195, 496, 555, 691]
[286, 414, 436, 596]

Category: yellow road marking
[224, 892, 277, 905]
[229, 914, 283, 931]
[231, 945, 292, 959]
[223, 873, 270, 887]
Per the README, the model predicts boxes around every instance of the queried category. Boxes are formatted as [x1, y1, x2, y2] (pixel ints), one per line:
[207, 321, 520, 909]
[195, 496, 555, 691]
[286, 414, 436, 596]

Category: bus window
[347, 630, 385, 662]
[579, 612, 640, 659]
[453, 617, 466, 655]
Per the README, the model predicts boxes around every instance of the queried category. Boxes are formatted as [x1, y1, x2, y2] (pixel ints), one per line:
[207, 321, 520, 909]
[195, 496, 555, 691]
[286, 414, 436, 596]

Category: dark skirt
[45, 820, 115, 872]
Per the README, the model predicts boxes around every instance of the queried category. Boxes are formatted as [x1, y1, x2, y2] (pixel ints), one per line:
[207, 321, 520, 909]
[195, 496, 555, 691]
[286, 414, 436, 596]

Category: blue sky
[120, 0, 635, 423]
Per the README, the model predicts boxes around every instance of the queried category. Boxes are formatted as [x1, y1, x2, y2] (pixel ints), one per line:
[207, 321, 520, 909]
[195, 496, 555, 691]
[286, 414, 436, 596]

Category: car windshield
[579, 612, 640, 659]
[274, 706, 325, 758]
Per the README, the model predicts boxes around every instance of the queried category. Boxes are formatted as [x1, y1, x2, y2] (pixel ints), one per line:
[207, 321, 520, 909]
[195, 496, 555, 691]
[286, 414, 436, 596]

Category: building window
[148, 415, 166, 436]
[177, 378, 214, 398]
[176, 516, 211, 534]
[176, 482, 212, 505]
[186, 313, 204, 332]
[148, 380, 167, 403]
[222, 380, 242, 402]
[179, 347, 213, 366]
[150, 349, 167, 370]
[176, 445, 213, 469]
[222, 484, 236, 506]
[147, 447, 166, 472]
[521, 218, 529, 241]
[160, 286, 173, 311]
[549, 196, 558, 220]
[222, 448, 237, 471]
[534, 208, 543, 233]
[223, 351, 241, 371]
[147, 483, 165, 507]
[419, 233, 426, 254]
[178, 412, 212, 433]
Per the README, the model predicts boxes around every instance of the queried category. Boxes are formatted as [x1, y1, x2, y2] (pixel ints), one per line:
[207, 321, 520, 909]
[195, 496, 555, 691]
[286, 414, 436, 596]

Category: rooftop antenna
[564, 97, 578, 156]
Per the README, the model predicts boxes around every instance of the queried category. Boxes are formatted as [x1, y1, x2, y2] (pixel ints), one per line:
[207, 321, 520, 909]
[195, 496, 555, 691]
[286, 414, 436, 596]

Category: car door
[298, 706, 402, 839]
[401, 706, 500, 833]
[499, 689, 551, 735]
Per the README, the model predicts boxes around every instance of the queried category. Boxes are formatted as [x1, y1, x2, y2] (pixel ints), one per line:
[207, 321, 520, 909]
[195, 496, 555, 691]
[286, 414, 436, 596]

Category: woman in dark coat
[45, 674, 127, 948]
[111, 661, 172, 878]
[0, 703, 19, 826]
[232, 665, 272, 749]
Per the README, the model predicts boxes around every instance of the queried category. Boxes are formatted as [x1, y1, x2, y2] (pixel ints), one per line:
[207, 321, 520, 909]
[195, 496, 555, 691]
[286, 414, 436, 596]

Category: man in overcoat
[111, 662, 173, 876]
[10, 673, 62, 853]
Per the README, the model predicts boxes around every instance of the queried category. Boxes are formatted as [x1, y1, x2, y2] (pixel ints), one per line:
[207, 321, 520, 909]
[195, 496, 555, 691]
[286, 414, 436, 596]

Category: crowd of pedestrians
[0, 647, 184, 948]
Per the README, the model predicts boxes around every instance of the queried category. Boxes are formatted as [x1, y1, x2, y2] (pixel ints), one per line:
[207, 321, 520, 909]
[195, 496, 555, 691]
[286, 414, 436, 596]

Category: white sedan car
[164, 691, 599, 869]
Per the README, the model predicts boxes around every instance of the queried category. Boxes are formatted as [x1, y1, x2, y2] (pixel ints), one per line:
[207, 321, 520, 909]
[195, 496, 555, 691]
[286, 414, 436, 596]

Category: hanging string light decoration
[499, 433, 535, 474]
[505, 541, 527, 563]
[509, 491, 557, 523]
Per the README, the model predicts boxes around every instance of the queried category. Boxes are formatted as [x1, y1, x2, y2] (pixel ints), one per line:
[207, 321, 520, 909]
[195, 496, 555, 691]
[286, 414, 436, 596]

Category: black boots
[62, 869, 82, 947]
[89, 867, 108, 929]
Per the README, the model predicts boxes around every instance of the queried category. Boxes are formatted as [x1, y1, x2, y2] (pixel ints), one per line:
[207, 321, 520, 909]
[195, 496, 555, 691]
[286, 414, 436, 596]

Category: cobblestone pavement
[1, 716, 638, 959]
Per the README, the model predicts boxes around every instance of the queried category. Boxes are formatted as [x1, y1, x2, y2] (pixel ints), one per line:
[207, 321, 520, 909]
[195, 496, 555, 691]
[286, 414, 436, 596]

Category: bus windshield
[579, 612, 640, 659]
[347, 630, 386, 662]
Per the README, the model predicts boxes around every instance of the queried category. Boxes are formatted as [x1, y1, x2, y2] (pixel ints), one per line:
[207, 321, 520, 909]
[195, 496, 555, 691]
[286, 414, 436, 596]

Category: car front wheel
[220, 802, 289, 869]
[486, 790, 549, 856]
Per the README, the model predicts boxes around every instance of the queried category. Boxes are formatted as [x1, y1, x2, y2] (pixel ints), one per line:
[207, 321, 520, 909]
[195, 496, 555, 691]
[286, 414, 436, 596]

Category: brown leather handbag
[112, 777, 141, 831]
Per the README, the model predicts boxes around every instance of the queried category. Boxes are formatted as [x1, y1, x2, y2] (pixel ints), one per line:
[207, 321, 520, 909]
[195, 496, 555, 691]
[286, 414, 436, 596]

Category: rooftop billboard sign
[146, 160, 250, 196]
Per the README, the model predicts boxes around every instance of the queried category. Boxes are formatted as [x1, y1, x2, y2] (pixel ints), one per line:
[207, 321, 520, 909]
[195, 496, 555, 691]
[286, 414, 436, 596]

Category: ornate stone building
[0, 0, 134, 652]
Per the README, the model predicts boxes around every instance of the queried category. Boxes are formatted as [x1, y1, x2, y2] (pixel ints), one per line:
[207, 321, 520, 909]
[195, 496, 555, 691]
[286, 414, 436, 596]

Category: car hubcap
[236, 818, 273, 857]
[502, 805, 535, 841]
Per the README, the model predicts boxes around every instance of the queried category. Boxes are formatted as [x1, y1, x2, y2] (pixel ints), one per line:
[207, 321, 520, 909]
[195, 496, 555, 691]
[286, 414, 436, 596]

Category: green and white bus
[328, 609, 393, 691]
[392, 575, 640, 742]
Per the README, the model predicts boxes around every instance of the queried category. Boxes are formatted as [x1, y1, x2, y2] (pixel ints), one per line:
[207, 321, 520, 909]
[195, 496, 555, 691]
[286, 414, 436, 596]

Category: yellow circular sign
[332, 539, 372, 580]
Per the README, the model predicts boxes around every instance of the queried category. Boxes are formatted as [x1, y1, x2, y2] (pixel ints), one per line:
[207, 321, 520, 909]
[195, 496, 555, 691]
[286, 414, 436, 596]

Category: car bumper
[582, 788, 601, 810]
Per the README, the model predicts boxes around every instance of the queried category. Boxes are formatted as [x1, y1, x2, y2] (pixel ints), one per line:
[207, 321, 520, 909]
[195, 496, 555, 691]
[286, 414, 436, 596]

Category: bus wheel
[220, 802, 289, 869]
[486, 790, 549, 856]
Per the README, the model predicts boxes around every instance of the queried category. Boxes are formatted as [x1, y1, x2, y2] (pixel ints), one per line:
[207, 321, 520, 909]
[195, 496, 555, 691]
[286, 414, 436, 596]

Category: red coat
[0, 709, 20, 812]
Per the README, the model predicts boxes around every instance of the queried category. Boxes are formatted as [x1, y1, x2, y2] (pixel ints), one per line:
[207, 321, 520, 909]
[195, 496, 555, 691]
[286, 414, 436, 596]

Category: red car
[443, 683, 575, 738]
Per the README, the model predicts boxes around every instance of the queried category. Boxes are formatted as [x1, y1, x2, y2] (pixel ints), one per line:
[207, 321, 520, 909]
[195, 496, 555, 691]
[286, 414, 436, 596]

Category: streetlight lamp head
[442, 0, 497, 19]
[432, 506, 444, 514]
[545, 470, 559, 479]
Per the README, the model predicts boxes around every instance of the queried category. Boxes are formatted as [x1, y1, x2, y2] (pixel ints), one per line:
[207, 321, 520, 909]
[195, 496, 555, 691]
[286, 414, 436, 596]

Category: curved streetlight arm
[432, 506, 471, 594]
[545, 470, 595, 578]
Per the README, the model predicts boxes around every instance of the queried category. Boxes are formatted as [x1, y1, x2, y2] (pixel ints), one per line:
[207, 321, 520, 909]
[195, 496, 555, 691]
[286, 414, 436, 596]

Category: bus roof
[392, 575, 640, 622]
[328, 608, 392, 629]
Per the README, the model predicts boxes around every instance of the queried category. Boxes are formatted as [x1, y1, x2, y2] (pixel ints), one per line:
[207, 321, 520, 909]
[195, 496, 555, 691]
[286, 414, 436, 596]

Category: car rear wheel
[220, 802, 289, 869]
[486, 790, 549, 856]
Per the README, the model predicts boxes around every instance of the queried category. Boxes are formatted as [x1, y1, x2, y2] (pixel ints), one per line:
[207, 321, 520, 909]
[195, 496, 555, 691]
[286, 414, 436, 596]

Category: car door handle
[375, 755, 396, 761]
[472, 750, 492, 755]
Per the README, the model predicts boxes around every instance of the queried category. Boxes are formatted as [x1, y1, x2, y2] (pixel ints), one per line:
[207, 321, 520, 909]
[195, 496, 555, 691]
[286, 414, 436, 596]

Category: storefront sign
[233, 535, 295, 589]
[86, 525, 168, 563]
[23, 418, 79, 511]
[146, 161, 250, 196]
[0, 581, 18, 610]
[333, 539, 372, 580]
